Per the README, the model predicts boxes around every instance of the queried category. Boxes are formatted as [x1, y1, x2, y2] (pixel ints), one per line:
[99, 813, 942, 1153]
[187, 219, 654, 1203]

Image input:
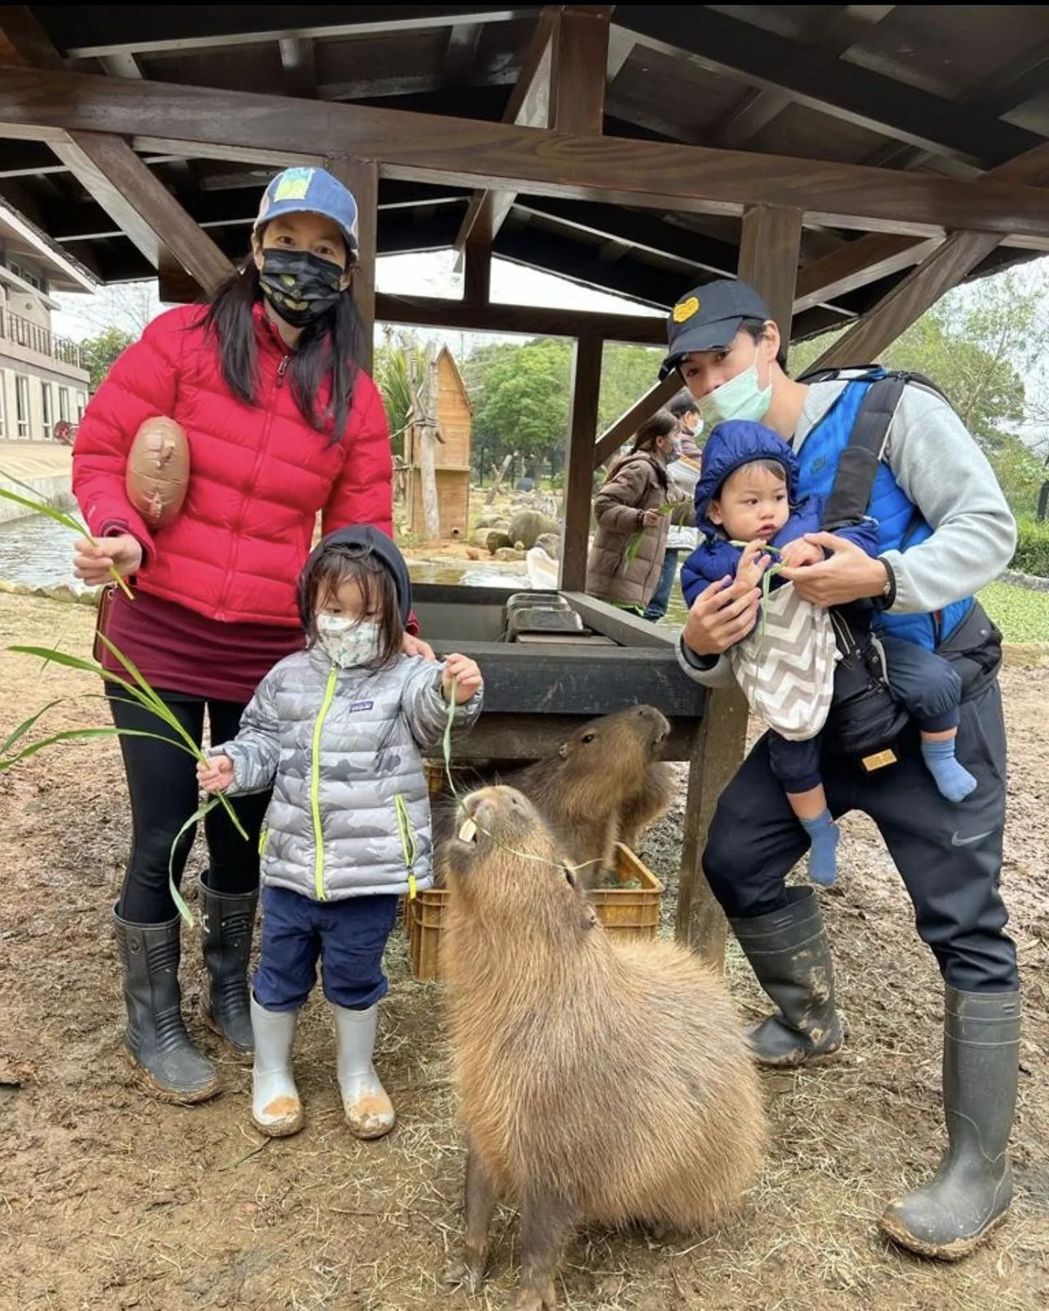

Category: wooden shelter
[3, 3, 1048, 960]
[404, 346, 473, 540]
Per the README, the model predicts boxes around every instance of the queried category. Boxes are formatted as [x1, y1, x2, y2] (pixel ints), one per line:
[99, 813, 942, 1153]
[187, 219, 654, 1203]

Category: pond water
[0, 515, 687, 627]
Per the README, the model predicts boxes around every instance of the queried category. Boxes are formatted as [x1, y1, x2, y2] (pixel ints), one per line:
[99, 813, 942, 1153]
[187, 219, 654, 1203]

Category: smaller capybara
[502, 704, 673, 885]
[442, 786, 767, 1310]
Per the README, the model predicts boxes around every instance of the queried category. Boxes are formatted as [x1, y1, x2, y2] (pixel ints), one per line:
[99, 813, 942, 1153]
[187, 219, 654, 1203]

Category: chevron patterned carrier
[730, 582, 841, 741]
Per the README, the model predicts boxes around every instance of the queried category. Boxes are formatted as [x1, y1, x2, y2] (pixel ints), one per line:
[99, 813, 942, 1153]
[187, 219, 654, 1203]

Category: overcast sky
[52, 250, 661, 351]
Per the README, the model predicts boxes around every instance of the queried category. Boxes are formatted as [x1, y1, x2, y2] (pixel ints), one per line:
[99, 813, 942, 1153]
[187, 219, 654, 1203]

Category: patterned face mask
[259, 248, 344, 327]
[315, 615, 382, 668]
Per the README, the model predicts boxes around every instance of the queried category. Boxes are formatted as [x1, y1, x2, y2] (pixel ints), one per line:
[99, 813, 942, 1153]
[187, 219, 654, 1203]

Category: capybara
[501, 704, 674, 884]
[441, 786, 767, 1310]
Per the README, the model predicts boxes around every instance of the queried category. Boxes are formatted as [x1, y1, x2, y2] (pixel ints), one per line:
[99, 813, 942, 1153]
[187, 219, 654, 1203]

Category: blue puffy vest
[795, 373, 972, 650]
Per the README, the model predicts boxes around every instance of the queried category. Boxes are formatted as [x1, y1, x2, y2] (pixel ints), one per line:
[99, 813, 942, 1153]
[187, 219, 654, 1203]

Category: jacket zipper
[394, 794, 419, 899]
[213, 350, 290, 618]
[311, 665, 339, 900]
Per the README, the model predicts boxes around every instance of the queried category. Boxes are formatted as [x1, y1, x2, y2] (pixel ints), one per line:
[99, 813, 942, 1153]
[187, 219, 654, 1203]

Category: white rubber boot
[250, 995, 303, 1137]
[332, 1003, 395, 1139]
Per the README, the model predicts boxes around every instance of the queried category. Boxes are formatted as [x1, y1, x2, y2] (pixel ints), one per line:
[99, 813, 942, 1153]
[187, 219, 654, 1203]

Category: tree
[468, 337, 572, 480]
[374, 333, 426, 459]
[79, 326, 134, 390]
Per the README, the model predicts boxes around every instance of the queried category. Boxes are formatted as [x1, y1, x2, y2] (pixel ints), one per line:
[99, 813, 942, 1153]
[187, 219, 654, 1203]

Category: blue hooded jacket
[680, 421, 878, 606]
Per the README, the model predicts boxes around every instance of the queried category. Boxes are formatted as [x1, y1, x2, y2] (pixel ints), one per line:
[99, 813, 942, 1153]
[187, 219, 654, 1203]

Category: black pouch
[823, 608, 910, 772]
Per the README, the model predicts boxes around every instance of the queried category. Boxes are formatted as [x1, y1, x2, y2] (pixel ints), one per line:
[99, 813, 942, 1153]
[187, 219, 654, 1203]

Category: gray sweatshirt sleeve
[213, 671, 282, 796]
[675, 637, 737, 688]
[400, 657, 483, 753]
[881, 388, 1017, 613]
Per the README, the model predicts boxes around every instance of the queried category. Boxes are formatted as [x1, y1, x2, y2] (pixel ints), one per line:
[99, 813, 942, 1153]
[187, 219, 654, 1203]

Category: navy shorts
[253, 885, 400, 1011]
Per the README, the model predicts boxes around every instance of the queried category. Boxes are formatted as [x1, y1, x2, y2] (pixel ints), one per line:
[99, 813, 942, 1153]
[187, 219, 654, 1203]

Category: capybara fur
[442, 786, 767, 1310]
[501, 704, 673, 885]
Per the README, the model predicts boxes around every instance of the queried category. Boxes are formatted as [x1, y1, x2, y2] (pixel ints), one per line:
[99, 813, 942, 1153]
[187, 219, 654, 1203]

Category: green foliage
[466, 337, 572, 479]
[979, 581, 1049, 642]
[79, 326, 134, 390]
[374, 340, 426, 459]
[1012, 517, 1049, 578]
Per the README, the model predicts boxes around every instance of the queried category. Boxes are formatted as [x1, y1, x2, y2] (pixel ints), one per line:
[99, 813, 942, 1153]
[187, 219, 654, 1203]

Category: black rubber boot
[199, 874, 257, 1058]
[730, 886, 847, 1066]
[879, 988, 1020, 1260]
[113, 907, 220, 1104]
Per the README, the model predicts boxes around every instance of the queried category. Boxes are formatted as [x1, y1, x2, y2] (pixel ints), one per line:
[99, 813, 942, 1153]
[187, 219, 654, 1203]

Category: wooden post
[593, 375, 680, 468]
[560, 334, 604, 591]
[676, 203, 803, 962]
[325, 155, 378, 374]
[739, 203, 804, 356]
[463, 240, 491, 306]
[415, 342, 441, 542]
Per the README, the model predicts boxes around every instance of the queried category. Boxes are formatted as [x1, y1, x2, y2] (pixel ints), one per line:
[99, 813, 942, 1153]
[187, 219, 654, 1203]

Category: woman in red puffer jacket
[71, 166, 426, 1105]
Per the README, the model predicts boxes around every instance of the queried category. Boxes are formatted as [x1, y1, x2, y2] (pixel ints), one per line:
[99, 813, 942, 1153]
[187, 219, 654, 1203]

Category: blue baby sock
[801, 810, 839, 887]
[921, 738, 977, 803]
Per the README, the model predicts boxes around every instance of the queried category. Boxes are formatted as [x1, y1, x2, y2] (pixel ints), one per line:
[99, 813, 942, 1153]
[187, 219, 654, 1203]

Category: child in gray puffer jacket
[198, 526, 482, 1141]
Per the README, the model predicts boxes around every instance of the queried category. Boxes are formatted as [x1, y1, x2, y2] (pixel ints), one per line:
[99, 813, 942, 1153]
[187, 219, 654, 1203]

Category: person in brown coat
[586, 410, 685, 613]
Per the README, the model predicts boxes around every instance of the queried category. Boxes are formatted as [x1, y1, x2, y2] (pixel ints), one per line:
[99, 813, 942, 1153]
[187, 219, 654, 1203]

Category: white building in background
[0, 201, 93, 444]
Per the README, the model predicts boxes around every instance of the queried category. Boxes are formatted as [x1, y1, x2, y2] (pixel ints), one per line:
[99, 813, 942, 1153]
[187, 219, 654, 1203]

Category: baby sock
[801, 810, 839, 887]
[921, 738, 977, 804]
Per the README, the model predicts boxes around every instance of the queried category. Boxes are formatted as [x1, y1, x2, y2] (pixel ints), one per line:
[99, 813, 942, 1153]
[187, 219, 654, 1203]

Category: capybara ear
[125, 417, 190, 529]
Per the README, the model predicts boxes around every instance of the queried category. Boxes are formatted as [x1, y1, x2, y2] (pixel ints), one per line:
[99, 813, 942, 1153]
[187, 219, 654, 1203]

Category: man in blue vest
[669, 279, 1019, 1261]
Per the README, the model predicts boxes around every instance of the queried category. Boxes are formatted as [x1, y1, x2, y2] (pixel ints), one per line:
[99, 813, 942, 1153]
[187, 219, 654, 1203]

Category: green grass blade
[0, 487, 90, 537]
[1, 699, 64, 756]
[168, 799, 219, 926]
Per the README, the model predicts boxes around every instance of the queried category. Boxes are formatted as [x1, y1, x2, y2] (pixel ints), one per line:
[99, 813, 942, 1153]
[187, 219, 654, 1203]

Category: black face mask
[259, 248, 344, 327]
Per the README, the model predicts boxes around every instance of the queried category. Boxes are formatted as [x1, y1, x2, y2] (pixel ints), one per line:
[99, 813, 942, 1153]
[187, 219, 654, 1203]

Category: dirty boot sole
[878, 1206, 1009, 1262]
[251, 1104, 304, 1138]
[124, 1047, 221, 1106]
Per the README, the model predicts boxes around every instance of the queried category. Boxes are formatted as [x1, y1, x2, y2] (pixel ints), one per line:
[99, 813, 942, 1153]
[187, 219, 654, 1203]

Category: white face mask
[315, 615, 382, 668]
[696, 360, 773, 428]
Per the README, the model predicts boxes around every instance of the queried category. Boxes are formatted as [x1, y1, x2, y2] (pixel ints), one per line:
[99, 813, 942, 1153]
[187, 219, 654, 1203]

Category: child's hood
[297, 524, 413, 629]
[693, 420, 799, 539]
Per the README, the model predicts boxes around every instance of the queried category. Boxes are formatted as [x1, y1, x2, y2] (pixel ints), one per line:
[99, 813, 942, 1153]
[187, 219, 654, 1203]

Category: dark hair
[202, 257, 365, 444]
[739, 317, 787, 371]
[668, 391, 699, 421]
[629, 408, 677, 454]
[713, 458, 789, 504]
[298, 543, 404, 669]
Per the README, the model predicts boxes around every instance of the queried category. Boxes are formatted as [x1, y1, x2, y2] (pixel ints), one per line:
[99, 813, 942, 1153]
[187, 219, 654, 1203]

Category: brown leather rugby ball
[125, 416, 190, 529]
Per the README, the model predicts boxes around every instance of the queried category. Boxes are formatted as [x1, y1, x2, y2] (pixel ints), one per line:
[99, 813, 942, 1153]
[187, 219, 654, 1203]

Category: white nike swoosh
[951, 830, 993, 847]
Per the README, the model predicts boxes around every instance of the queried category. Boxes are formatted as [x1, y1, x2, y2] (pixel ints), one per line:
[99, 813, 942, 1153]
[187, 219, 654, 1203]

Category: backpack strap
[821, 373, 906, 528]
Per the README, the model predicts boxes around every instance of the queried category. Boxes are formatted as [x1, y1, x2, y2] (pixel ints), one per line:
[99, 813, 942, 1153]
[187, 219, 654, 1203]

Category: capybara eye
[563, 867, 575, 887]
[581, 733, 596, 745]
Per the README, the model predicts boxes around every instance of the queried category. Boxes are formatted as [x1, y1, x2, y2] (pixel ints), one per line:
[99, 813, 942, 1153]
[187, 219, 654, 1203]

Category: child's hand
[197, 754, 235, 793]
[442, 654, 483, 705]
[736, 539, 771, 591]
[778, 539, 824, 569]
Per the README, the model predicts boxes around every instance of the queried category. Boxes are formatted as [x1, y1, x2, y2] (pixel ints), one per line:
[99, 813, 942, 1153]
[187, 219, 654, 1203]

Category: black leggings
[108, 687, 270, 924]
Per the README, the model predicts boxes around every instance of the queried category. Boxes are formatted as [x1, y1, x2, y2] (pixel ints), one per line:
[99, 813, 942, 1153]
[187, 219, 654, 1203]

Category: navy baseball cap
[660, 280, 773, 379]
[254, 166, 359, 256]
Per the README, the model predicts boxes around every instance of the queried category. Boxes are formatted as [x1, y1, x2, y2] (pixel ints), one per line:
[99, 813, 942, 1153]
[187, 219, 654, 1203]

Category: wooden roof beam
[813, 142, 1049, 367]
[375, 291, 664, 345]
[612, 6, 1044, 170]
[0, 7, 232, 294]
[7, 66, 1049, 244]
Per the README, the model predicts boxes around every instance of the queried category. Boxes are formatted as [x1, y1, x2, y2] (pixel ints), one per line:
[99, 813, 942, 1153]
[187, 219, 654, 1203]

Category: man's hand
[779, 532, 889, 607]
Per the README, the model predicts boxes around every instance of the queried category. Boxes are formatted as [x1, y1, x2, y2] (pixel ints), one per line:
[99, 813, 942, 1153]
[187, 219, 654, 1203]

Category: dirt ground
[0, 592, 1047, 1311]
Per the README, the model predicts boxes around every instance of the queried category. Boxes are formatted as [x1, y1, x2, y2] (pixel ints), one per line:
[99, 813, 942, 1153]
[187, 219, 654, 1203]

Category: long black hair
[202, 259, 366, 443]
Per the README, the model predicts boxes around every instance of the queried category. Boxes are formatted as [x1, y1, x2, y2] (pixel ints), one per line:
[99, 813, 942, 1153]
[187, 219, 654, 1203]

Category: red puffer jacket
[73, 302, 393, 627]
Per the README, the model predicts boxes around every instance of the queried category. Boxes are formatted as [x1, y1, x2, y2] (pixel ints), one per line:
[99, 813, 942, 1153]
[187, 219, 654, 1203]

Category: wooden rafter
[0, 6, 232, 293]
[6, 67, 1049, 242]
[612, 6, 1044, 170]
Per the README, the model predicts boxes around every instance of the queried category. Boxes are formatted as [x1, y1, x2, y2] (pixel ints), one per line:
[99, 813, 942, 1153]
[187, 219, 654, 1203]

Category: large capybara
[501, 704, 674, 885]
[441, 786, 767, 1310]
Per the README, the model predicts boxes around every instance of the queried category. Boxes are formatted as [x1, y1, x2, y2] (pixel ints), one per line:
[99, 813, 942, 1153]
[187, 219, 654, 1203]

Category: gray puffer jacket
[215, 648, 482, 901]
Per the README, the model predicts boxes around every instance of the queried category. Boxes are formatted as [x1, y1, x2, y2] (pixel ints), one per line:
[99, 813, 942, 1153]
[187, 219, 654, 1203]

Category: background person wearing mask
[643, 391, 703, 622]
